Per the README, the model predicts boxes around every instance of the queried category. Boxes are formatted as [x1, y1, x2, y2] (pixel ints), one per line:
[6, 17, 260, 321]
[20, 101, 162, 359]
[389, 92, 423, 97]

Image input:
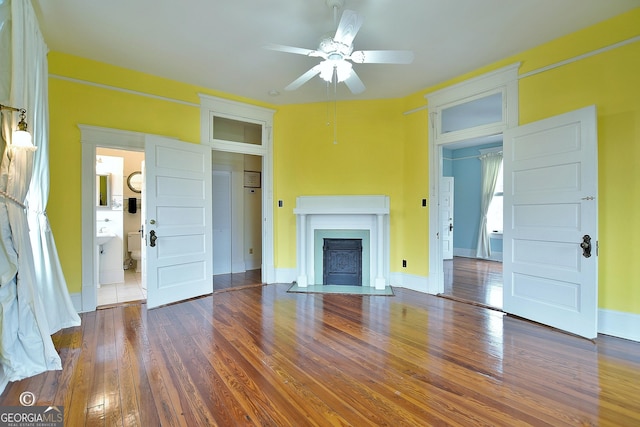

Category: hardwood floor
[443, 256, 503, 310]
[2, 281, 639, 426]
[213, 268, 262, 293]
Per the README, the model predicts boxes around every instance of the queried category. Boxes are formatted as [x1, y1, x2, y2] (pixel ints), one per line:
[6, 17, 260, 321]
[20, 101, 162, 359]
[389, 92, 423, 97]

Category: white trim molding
[199, 94, 276, 284]
[390, 272, 431, 294]
[294, 195, 390, 290]
[426, 64, 519, 296]
[69, 292, 83, 314]
[598, 309, 640, 342]
[79, 125, 147, 312]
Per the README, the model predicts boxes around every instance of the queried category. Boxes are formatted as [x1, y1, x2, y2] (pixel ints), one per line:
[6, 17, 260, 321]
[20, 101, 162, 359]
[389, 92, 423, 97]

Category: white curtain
[475, 151, 502, 258]
[0, 0, 79, 395]
[16, 1, 81, 333]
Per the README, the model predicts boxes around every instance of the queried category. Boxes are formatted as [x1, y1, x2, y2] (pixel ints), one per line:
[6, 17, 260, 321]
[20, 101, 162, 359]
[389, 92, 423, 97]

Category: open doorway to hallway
[212, 151, 263, 292]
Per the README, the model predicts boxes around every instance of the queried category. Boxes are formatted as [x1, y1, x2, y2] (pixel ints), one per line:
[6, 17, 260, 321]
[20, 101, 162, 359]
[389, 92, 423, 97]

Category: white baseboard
[274, 268, 296, 284]
[70, 292, 83, 313]
[598, 309, 640, 342]
[453, 248, 503, 262]
[389, 272, 432, 294]
[232, 261, 247, 274]
[244, 259, 261, 271]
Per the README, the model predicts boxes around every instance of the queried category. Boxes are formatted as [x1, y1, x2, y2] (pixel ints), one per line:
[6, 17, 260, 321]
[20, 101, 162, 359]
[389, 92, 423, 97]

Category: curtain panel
[475, 151, 502, 259]
[0, 0, 80, 395]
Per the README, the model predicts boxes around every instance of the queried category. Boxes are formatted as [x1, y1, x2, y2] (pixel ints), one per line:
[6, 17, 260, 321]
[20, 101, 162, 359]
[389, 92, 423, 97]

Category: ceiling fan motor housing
[319, 37, 353, 60]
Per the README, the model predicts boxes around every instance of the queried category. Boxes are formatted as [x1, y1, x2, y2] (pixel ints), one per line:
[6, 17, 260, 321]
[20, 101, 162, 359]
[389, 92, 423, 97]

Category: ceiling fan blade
[350, 50, 415, 64]
[264, 43, 317, 57]
[334, 9, 363, 46]
[285, 65, 323, 91]
[344, 70, 365, 94]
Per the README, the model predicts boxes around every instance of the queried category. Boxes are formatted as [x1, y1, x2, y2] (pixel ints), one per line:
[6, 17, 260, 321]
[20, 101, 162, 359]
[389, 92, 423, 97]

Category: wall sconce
[0, 104, 33, 147]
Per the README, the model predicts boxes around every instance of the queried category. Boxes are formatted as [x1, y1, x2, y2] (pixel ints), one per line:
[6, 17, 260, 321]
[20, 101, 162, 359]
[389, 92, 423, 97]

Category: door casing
[80, 125, 275, 312]
[426, 64, 520, 294]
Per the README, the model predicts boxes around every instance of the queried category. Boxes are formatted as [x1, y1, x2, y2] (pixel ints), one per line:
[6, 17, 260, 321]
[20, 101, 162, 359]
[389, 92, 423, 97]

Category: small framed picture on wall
[244, 171, 261, 188]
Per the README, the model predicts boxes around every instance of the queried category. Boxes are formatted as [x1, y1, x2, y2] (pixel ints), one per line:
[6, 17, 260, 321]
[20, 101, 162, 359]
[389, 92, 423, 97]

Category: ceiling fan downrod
[326, 0, 345, 25]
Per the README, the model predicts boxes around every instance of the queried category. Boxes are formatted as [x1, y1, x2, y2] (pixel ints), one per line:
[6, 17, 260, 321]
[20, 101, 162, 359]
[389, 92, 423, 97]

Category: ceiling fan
[266, 0, 414, 94]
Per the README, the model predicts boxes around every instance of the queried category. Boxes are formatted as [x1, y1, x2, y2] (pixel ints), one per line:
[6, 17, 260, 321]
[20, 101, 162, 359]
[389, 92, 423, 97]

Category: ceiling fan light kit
[266, 1, 414, 95]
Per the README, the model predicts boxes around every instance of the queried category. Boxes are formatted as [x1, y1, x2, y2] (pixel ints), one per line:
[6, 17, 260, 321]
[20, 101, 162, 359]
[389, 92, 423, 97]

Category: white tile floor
[97, 269, 146, 306]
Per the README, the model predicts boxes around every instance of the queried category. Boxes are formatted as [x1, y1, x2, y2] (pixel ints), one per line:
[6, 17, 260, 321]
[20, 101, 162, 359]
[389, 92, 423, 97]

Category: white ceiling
[33, 0, 638, 105]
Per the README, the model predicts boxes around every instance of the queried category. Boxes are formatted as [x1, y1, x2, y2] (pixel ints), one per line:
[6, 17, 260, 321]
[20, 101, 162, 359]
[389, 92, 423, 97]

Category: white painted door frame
[440, 177, 454, 260]
[199, 94, 276, 284]
[426, 64, 520, 294]
[80, 125, 145, 312]
[80, 122, 276, 312]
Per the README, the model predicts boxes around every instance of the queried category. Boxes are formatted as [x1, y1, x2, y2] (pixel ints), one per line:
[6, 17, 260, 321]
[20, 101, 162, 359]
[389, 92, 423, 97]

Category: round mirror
[127, 171, 143, 193]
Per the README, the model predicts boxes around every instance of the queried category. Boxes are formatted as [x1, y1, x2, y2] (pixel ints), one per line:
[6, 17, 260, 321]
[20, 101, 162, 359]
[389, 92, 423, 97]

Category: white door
[212, 170, 232, 274]
[503, 106, 598, 338]
[144, 135, 213, 309]
[141, 160, 147, 290]
[440, 177, 454, 260]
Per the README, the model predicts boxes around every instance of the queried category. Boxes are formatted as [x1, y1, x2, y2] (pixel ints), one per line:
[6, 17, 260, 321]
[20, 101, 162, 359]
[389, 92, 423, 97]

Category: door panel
[145, 135, 213, 309]
[503, 106, 597, 338]
[212, 170, 232, 274]
[440, 177, 454, 260]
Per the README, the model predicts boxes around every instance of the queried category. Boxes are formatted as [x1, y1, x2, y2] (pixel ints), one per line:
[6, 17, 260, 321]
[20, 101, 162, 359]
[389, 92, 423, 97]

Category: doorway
[94, 147, 146, 307]
[439, 137, 504, 310]
[81, 124, 274, 312]
[427, 67, 599, 338]
[211, 151, 263, 292]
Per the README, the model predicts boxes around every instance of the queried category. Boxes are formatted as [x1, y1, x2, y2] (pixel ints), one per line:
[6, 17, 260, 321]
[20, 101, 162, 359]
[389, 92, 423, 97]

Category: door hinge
[596, 240, 599, 256]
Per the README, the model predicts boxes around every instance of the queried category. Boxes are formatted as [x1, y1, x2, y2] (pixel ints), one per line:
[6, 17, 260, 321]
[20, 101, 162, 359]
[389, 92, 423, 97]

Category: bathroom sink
[96, 229, 116, 245]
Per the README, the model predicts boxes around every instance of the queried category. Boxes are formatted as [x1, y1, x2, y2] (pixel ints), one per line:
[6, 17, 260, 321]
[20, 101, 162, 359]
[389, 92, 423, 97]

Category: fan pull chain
[326, 81, 331, 127]
[333, 67, 338, 144]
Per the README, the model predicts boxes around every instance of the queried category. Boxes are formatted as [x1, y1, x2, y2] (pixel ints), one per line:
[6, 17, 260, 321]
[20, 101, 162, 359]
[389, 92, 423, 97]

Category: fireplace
[323, 238, 363, 285]
[294, 195, 390, 289]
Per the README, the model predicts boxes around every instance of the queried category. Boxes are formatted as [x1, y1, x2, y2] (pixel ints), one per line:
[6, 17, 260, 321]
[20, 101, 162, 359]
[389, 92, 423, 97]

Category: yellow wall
[274, 99, 407, 270]
[403, 8, 640, 313]
[47, 8, 640, 315]
[47, 53, 274, 293]
[516, 11, 640, 314]
[400, 106, 430, 277]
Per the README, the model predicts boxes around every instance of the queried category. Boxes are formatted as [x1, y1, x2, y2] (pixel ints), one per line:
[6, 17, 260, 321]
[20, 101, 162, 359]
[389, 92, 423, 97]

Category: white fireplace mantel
[294, 195, 390, 289]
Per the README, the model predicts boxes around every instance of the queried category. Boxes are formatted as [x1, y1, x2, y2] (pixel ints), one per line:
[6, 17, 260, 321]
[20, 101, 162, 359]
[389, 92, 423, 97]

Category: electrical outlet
[278, 200, 283, 207]
[402, 259, 407, 268]
[249, 248, 253, 254]
[422, 198, 427, 207]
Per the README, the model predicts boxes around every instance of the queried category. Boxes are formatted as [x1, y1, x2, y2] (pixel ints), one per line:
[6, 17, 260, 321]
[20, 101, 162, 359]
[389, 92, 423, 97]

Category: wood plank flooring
[213, 269, 262, 293]
[443, 256, 503, 310]
[2, 280, 640, 426]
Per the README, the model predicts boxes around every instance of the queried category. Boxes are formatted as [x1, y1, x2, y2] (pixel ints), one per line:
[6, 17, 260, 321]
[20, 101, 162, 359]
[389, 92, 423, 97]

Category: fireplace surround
[294, 195, 390, 289]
